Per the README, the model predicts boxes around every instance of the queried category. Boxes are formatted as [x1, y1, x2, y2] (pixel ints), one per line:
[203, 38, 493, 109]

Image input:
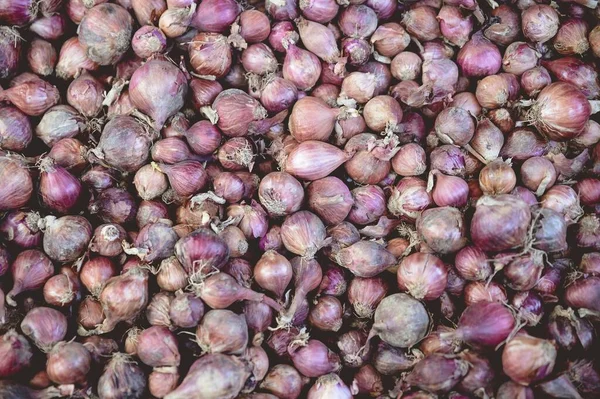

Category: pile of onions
[0, 1, 598, 398]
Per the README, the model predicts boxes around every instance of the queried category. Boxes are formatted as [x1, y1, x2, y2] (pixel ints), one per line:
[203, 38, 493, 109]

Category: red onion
[363, 95, 403, 132]
[576, 214, 600, 250]
[455, 245, 491, 281]
[564, 276, 600, 313]
[157, 257, 188, 292]
[553, 18, 589, 55]
[269, 21, 298, 52]
[242, 43, 278, 76]
[288, 339, 340, 377]
[80, 257, 116, 297]
[530, 82, 595, 140]
[457, 32, 501, 78]
[30, 13, 68, 40]
[335, 240, 395, 277]
[289, 96, 341, 142]
[43, 267, 80, 307]
[542, 57, 600, 99]
[47, 341, 91, 385]
[502, 333, 557, 385]
[397, 253, 447, 301]
[131, 26, 167, 59]
[391, 143, 426, 177]
[464, 280, 507, 306]
[260, 364, 304, 399]
[26, 38, 56, 77]
[341, 37, 371, 66]
[339, 5, 378, 38]
[371, 23, 410, 58]
[129, 58, 187, 131]
[92, 115, 155, 172]
[402, 6, 440, 41]
[308, 374, 352, 399]
[166, 354, 250, 399]
[418, 206, 466, 253]
[347, 184, 385, 225]
[483, 5, 519, 46]
[500, 128, 547, 161]
[169, 291, 204, 329]
[0, 106, 31, 152]
[437, 6, 473, 47]
[254, 250, 292, 299]
[502, 42, 540, 76]
[306, 176, 353, 225]
[471, 194, 532, 252]
[0, 210, 41, 248]
[282, 43, 321, 91]
[174, 228, 229, 277]
[522, 4, 560, 43]
[388, 177, 432, 221]
[446, 301, 515, 347]
[137, 326, 180, 368]
[88, 187, 136, 225]
[521, 66, 551, 97]
[194, 308, 248, 355]
[38, 157, 82, 214]
[192, 0, 240, 32]
[159, 5, 196, 39]
[367, 293, 429, 348]
[261, 76, 299, 113]
[6, 249, 53, 306]
[344, 133, 398, 184]
[197, 272, 281, 310]
[512, 291, 544, 326]
[475, 72, 519, 109]
[285, 140, 349, 180]
[309, 295, 343, 331]
[185, 120, 222, 156]
[21, 307, 67, 350]
[296, 17, 340, 63]
[98, 353, 147, 399]
[0, 0, 38, 25]
[81, 267, 149, 335]
[55, 37, 99, 79]
[0, 78, 60, 117]
[478, 159, 516, 195]
[188, 32, 232, 79]
[36, 105, 86, 148]
[0, 330, 32, 378]
[406, 354, 469, 394]
[78, 4, 133, 65]
[131, 0, 165, 25]
[235, 10, 271, 44]
[430, 145, 466, 176]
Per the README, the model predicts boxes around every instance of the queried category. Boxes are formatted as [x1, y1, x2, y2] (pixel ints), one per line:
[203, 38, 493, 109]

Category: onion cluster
[0, 0, 599, 398]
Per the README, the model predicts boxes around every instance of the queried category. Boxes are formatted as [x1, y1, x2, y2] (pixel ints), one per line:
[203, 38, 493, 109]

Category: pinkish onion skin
[0, 330, 33, 378]
[129, 58, 188, 131]
[20, 307, 68, 350]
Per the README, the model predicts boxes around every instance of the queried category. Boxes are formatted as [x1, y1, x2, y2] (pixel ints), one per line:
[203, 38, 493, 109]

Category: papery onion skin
[78, 3, 133, 65]
[529, 82, 591, 141]
[471, 194, 532, 252]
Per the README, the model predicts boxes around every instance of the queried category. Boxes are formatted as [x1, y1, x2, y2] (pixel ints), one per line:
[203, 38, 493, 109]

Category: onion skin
[78, 3, 133, 65]
[529, 83, 591, 141]
[502, 333, 557, 386]
[165, 353, 251, 399]
[129, 58, 188, 131]
[0, 330, 32, 378]
[470, 194, 532, 252]
[368, 293, 429, 348]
